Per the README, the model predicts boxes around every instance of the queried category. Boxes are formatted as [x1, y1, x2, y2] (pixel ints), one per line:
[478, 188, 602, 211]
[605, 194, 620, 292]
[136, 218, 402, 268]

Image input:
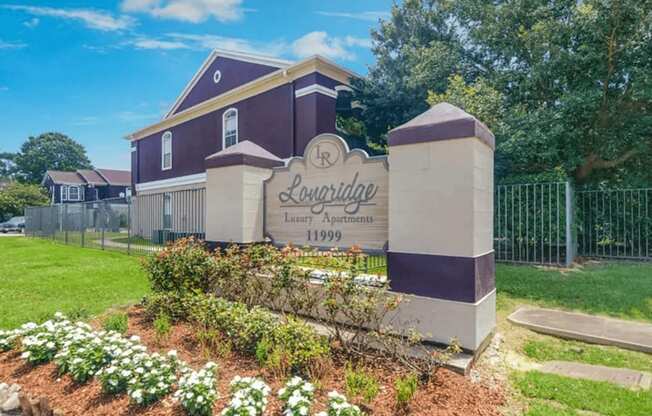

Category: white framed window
[67, 186, 81, 201]
[60, 186, 66, 202]
[222, 108, 238, 149]
[213, 69, 222, 84]
[161, 131, 172, 170]
[163, 193, 172, 229]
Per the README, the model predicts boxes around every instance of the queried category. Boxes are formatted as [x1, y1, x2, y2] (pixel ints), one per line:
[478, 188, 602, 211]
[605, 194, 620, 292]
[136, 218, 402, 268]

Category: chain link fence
[24, 188, 205, 256]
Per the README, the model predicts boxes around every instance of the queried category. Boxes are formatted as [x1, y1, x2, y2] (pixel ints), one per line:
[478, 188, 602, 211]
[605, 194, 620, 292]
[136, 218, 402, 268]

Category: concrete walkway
[539, 361, 652, 390]
[508, 307, 652, 353]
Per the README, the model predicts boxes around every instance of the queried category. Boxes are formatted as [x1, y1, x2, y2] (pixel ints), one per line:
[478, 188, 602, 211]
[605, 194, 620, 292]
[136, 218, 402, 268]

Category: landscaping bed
[0, 306, 503, 415]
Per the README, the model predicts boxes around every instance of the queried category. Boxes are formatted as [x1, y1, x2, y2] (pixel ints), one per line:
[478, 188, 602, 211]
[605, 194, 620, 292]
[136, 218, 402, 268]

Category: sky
[0, 0, 393, 170]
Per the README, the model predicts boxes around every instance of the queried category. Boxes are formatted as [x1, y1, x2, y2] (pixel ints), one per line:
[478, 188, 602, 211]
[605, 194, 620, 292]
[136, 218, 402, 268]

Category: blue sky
[0, 0, 393, 170]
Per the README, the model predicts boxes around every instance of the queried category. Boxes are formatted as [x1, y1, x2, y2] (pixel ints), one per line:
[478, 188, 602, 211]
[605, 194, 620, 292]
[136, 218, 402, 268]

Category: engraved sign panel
[264, 134, 388, 251]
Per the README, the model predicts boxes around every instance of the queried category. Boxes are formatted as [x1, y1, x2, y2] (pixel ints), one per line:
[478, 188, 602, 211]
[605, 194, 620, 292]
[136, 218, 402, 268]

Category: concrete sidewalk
[508, 307, 652, 353]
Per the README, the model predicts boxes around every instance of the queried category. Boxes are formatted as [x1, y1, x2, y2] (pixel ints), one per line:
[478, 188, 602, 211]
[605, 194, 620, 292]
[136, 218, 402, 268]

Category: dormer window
[161, 131, 172, 170]
[223, 108, 238, 149]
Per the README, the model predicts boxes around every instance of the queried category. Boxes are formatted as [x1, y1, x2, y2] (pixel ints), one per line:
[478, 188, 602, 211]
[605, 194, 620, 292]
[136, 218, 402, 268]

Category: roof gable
[77, 169, 108, 186]
[44, 170, 86, 185]
[42, 169, 131, 187]
[95, 169, 131, 186]
[166, 49, 293, 118]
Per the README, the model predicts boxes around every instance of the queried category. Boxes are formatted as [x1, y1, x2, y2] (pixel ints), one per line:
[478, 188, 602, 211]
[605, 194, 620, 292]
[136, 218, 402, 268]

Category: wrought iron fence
[24, 188, 206, 256]
[494, 182, 573, 266]
[576, 188, 652, 260]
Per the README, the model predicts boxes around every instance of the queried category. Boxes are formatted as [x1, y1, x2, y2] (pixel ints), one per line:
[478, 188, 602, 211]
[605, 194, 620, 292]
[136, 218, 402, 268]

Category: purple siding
[173, 57, 280, 114]
[294, 73, 340, 90]
[294, 93, 337, 156]
[136, 84, 293, 184]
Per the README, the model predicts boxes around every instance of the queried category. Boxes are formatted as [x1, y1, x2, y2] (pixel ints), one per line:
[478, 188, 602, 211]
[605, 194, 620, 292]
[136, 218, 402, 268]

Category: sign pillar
[204, 141, 284, 246]
[387, 102, 496, 351]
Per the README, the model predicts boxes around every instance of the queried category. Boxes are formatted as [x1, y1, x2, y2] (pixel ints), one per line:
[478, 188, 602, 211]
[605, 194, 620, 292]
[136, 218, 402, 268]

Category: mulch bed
[0, 307, 504, 415]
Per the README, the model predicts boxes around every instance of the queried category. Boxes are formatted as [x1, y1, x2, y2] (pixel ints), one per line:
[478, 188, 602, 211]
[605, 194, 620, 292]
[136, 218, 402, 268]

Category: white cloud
[316, 11, 390, 22]
[166, 33, 287, 56]
[4, 5, 135, 32]
[292, 31, 371, 61]
[121, 0, 245, 23]
[131, 38, 190, 50]
[0, 40, 27, 49]
[23, 17, 40, 28]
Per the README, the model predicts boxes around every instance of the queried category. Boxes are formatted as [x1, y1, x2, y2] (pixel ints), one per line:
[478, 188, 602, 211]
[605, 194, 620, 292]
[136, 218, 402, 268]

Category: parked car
[0, 216, 25, 233]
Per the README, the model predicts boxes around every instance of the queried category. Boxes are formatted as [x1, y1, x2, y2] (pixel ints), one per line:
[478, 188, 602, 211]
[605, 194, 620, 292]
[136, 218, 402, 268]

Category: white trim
[213, 69, 222, 84]
[222, 107, 238, 149]
[135, 173, 207, 192]
[131, 146, 137, 153]
[163, 49, 293, 119]
[161, 131, 172, 171]
[295, 84, 338, 99]
[334, 85, 354, 93]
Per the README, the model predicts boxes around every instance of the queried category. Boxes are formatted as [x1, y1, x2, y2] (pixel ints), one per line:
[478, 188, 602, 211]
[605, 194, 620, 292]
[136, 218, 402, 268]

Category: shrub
[394, 374, 418, 411]
[95, 339, 149, 394]
[278, 376, 315, 416]
[20, 314, 82, 365]
[316, 391, 362, 416]
[256, 317, 329, 376]
[221, 376, 271, 416]
[102, 312, 128, 334]
[153, 314, 172, 344]
[55, 329, 123, 383]
[143, 237, 217, 294]
[126, 350, 180, 406]
[142, 291, 199, 322]
[175, 362, 219, 416]
[345, 364, 379, 403]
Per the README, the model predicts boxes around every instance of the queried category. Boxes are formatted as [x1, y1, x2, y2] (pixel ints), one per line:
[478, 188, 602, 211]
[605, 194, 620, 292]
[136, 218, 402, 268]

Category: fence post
[565, 181, 575, 266]
[81, 203, 85, 248]
[64, 204, 69, 244]
[127, 199, 131, 255]
[101, 202, 105, 250]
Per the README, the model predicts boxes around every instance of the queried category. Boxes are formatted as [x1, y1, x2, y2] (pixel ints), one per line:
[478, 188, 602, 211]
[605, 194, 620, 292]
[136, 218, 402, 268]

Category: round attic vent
[213, 70, 222, 84]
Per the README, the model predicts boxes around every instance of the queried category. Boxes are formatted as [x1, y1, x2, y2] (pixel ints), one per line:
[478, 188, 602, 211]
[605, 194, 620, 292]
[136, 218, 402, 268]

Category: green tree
[0, 182, 49, 220]
[0, 152, 15, 179]
[357, 0, 652, 183]
[13, 133, 92, 184]
[352, 0, 478, 146]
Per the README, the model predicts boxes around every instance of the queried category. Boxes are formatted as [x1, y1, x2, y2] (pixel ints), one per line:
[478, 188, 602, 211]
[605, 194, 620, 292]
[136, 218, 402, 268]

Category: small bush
[175, 362, 219, 416]
[153, 314, 172, 344]
[394, 374, 418, 411]
[143, 237, 217, 294]
[278, 376, 315, 416]
[221, 376, 271, 416]
[102, 312, 128, 334]
[256, 317, 330, 376]
[316, 391, 362, 416]
[345, 364, 380, 403]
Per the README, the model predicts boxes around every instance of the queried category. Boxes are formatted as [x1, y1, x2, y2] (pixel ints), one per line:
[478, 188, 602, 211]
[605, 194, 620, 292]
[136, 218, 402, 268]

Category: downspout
[290, 79, 296, 157]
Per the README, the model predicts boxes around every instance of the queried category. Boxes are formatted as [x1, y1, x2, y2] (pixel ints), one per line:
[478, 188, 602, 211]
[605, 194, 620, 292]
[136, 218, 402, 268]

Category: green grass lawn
[514, 371, 652, 416]
[522, 338, 652, 373]
[0, 237, 149, 329]
[497, 262, 652, 321]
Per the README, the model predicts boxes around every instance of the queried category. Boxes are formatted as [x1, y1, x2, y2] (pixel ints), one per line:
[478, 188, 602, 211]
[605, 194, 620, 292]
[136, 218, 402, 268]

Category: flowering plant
[221, 376, 271, 416]
[126, 349, 180, 406]
[95, 337, 148, 394]
[174, 362, 219, 416]
[316, 391, 363, 416]
[0, 321, 40, 352]
[278, 376, 315, 416]
[20, 314, 81, 365]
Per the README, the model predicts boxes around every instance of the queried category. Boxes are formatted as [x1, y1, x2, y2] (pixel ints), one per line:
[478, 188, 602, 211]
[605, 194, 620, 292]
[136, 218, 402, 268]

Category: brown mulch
[0, 307, 504, 415]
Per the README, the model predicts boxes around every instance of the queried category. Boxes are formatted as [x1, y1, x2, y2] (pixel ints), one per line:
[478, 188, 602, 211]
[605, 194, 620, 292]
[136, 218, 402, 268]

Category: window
[213, 69, 222, 84]
[67, 186, 81, 201]
[163, 193, 172, 229]
[161, 131, 172, 170]
[222, 108, 238, 149]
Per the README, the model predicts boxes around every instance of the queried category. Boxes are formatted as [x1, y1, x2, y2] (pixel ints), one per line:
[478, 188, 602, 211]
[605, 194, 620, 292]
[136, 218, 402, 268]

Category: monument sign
[264, 134, 388, 251]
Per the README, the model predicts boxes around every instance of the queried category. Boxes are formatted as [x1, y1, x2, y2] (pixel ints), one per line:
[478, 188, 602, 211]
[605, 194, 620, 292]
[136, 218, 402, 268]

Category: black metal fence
[576, 188, 652, 260]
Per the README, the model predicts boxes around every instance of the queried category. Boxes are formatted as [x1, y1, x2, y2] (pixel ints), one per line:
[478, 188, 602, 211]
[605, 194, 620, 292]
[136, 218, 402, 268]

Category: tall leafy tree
[357, 0, 652, 183]
[13, 133, 92, 184]
[0, 182, 49, 220]
[0, 152, 15, 180]
[458, 0, 652, 183]
[352, 0, 478, 145]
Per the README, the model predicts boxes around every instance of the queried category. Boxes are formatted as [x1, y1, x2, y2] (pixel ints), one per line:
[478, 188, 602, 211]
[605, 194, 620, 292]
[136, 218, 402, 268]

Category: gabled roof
[44, 170, 86, 185]
[77, 169, 108, 186]
[127, 54, 358, 142]
[164, 48, 294, 119]
[96, 169, 131, 186]
[43, 169, 131, 187]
